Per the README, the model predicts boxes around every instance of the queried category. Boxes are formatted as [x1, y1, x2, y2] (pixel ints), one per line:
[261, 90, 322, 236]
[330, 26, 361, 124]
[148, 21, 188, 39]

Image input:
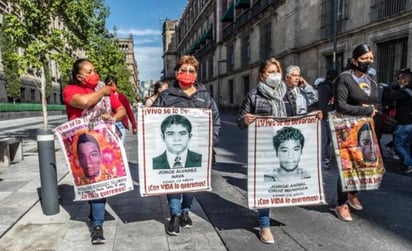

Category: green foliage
[0, 16, 21, 102]
[2, 0, 137, 102]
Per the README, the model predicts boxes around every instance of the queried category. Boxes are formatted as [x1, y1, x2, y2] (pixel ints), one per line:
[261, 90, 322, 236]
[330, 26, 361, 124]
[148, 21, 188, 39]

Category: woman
[237, 58, 321, 244]
[333, 44, 380, 222]
[63, 58, 126, 245]
[145, 81, 169, 107]
[105, 75, 137, 143]
[152, 55, 220, 236]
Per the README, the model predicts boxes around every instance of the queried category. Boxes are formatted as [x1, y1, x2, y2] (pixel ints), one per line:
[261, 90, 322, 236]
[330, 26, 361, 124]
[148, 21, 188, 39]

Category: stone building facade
[164, 0, 412, 111]
[118, 35, 140, 98]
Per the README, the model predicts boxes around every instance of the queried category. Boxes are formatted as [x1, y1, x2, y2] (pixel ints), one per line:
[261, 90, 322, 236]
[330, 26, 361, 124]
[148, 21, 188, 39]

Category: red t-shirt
[63, 84, 123, 120]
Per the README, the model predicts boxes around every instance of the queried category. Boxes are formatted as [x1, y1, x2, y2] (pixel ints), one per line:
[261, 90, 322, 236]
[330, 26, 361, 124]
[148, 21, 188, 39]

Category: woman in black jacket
[333, 44, 380, 222]
[152, 55, 220, 236]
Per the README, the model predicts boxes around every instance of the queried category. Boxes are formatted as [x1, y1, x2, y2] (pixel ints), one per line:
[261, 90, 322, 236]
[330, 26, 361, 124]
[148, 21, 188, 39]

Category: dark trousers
[337, 177, 357, 205]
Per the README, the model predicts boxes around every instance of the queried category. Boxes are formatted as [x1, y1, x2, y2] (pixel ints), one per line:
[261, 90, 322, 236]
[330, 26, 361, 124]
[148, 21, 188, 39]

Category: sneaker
[386, 146, 400, 159]
[180, 212, 192, 228]
[167, 216, 180, 236]
[91, 225, 106, 245]
[259, 227, 274, 244]
[347, 193, 363, 210]
[403, 166, 412, 174]
[334, 204, 352, 222]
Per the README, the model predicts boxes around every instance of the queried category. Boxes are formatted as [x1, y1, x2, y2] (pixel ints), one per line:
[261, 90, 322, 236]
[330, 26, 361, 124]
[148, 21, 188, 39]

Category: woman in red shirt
[63, 58, 125, 245]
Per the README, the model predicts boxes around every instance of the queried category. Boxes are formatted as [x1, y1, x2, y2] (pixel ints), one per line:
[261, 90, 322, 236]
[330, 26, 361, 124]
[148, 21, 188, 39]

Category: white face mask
[266, 72, 283, 88]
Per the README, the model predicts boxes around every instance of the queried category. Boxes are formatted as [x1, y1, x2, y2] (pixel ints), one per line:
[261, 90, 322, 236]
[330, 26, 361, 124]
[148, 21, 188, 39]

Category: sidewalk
[0, 119, 226, 250]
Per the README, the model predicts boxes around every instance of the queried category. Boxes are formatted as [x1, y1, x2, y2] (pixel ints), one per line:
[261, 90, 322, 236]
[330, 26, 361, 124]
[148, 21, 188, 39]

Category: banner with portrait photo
[137, 107, 213, 197]
[247, 113, 325, 209]
[328, 111, 385, 192]
[55, 117, 133, 201]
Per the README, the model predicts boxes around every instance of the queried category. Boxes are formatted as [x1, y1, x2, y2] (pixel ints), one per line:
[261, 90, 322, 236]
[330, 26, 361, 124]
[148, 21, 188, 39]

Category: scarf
[257, 81, 287, 117]
[81, 81, 111, 129]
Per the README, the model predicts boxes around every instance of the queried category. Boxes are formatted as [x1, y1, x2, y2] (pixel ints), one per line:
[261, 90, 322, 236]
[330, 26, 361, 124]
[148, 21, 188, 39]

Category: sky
[105, 0, 188, 82]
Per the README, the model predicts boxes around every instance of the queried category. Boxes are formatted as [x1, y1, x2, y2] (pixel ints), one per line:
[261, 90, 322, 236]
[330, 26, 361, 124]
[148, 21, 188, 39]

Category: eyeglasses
[179, 68, 196, 74]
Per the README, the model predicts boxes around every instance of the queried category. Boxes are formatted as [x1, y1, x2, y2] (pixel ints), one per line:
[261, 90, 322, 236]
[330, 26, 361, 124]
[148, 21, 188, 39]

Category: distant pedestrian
[317, 69, 339, 169]
[333, 44, 380, 222]
[105, 75, 137, 143]
[63, 58, 126, 244]
[152, 55, 220, 236]
[145, 81, 169, 107]
[382, 68, 412, 174]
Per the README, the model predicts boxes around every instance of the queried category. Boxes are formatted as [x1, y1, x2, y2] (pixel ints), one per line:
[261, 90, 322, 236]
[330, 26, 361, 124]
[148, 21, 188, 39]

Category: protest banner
[328, 112, 385, 192]
[137, 107, 213, 197]
[55, 117, 133, 201]
[247, 113, 325, 209]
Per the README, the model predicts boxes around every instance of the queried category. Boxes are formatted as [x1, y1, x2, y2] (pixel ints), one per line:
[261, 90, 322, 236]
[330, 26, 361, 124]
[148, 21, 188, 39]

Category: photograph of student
[357, 123, 378, 163]
[264, 127, 310, 182]
[152, 114, 202, 169]
[151, 55, 220, 236]
[76, 133, 112, 185]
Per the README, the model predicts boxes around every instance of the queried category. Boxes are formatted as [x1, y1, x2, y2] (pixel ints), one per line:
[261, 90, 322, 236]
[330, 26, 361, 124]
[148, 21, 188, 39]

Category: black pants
[337, 176, 357, 205]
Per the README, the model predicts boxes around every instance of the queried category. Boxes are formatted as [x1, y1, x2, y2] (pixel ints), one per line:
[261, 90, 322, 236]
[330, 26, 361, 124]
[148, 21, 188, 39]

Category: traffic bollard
[37, 129, 59, 215]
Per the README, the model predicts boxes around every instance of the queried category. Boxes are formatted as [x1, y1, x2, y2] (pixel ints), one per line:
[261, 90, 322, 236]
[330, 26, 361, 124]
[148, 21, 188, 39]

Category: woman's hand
[101, 113, 114, 120]
[244, 113, 256, 126]
[316, 111, 323, 120]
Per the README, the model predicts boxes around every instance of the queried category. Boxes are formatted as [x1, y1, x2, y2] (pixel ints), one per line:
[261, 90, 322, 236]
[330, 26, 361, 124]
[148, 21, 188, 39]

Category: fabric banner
[328, 111, 385, 192]
[137, 107, 213, 197]
[55, 117, 133, 201]
[247, 113, 325, 209]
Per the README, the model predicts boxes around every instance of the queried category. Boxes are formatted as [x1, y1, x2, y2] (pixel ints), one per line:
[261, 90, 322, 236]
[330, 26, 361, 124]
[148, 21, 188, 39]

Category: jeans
[88, 198, 106, 227]
[116, 121, 126, 144]
[258, 208, 270, 228]
[167, 193, 194, 216]
[393, 124, 412, 167]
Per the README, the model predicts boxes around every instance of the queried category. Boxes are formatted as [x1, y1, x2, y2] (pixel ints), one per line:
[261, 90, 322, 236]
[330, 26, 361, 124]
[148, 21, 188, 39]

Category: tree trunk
[41, 66, 48, 130]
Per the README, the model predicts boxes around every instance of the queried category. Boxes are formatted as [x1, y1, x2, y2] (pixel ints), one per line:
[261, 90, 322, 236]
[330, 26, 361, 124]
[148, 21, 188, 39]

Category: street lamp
[217, 59, 227, 105]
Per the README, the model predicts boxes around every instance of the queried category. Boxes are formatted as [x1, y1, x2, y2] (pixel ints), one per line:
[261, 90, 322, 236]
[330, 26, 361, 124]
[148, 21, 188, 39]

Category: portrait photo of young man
[264, 126, 311, 182]
[76, 133, 112, 185]
[152, 114, 202, 169]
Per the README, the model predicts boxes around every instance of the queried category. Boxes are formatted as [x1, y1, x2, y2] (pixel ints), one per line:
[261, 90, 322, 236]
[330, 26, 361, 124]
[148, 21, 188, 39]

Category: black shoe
[91, 225, 106, 245]
[167, 216, 180, 236]
[404, 166, 412, 174]
[180, 212, 192, 228]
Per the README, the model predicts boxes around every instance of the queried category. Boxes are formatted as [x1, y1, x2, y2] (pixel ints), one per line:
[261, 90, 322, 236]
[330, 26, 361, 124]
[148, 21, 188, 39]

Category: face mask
[266, 72, 282, 88]
[355, 61, 372, 73]
[80, 73, 100, 89]
[176, 72, 196, 88]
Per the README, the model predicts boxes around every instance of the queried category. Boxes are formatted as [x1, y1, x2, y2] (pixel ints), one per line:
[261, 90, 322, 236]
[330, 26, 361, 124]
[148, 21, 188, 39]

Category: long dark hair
[70, 58, 92, 84]
[344, 44, 372, 70]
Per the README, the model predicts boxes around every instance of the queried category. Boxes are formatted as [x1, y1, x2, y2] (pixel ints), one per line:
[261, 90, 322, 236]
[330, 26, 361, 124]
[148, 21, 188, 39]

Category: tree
[2, 0, 137, 128]
[0, 17, 21, 103]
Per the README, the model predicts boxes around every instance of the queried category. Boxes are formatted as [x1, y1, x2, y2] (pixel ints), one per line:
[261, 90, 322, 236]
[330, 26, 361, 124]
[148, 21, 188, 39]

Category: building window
[241, 34, 250, 67]
[210, 84, 214, 99]
[229, 79, 234, 103]
[30, 89, 35, 102]
[320, 0, 348, 38]
[325, 52, 344, 73]
[20, 87, 25, 102]
[376, 37, 408, 85]
[208, 57, 214, 77]
[259, 21, 271, 60]
[371, 0, 409, 21]
[226, 43, 234, 72]
[243, 75, 250, 96]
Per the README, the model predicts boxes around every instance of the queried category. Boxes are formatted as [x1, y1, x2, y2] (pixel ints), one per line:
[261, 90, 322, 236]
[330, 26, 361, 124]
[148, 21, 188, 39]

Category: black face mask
[355, 61, 372, 73]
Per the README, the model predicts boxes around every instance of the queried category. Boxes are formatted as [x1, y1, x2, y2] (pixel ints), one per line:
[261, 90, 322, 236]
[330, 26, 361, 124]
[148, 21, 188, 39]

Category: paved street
[0, 114, 411, 250]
